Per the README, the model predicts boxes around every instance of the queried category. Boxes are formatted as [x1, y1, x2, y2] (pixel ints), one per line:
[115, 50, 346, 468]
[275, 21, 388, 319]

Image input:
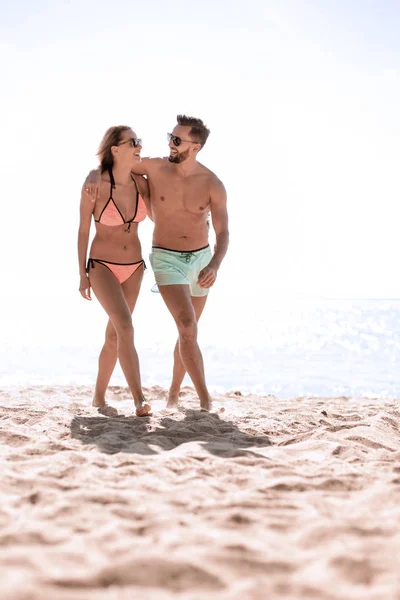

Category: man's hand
[197, 264, 218, 288]
[83, 169, 101, 204]
[79, 275, 92, 300]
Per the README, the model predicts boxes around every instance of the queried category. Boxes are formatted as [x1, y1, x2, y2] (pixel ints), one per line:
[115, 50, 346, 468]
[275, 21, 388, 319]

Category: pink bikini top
[94, 169, 147, 232]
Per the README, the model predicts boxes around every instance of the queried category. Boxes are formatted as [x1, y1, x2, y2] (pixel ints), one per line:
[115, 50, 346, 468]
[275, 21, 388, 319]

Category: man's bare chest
[150, 173, 210, 214]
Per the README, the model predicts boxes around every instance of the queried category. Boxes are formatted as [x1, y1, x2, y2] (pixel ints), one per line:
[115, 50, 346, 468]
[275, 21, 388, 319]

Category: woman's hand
[79, 274, 92, 300]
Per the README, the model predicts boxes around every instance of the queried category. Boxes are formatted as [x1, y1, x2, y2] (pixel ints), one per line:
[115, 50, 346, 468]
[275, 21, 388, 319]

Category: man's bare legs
[89, 263, 150, 416]
[93, 266, 143, 407]
[158, 285, 211, 411]
[167, 295, 208, 408]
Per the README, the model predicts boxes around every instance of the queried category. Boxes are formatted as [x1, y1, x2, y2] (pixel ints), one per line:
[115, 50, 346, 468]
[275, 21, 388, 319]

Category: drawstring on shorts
[180, 251, 196, 263]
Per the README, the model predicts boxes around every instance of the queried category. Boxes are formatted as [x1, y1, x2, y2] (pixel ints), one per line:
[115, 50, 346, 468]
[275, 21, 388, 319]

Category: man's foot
[92, 399, 118, 417]
[166, 388, 180, 409]
[135, 402, 152, 417]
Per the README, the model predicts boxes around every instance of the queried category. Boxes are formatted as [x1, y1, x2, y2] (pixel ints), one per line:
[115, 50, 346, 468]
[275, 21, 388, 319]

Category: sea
[1, 291, 399, 399]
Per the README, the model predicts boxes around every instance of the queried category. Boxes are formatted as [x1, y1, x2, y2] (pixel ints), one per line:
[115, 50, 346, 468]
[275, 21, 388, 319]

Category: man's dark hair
[177, 114, 210, 148]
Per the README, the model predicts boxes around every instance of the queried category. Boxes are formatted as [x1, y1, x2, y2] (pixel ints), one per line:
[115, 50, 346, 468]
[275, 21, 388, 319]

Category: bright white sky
[1, 0, 400, 350]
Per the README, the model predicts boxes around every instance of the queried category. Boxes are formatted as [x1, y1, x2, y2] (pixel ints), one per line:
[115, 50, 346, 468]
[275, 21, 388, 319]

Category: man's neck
[172, 158, 199, 177]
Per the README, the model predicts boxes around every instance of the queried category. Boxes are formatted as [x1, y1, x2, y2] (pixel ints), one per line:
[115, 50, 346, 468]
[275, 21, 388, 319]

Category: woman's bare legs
[167, 295, 208, 408]
[89, 263, 150, 415]
[93, 265, 143, 405]
[93, 319, 119, 407]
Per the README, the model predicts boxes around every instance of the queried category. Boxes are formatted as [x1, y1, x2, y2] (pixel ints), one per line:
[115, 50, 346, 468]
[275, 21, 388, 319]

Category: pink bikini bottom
[87, 258, 145, 284]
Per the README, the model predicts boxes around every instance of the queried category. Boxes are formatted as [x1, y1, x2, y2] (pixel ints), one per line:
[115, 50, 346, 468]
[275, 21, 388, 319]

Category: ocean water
[2, 296, 399, 399]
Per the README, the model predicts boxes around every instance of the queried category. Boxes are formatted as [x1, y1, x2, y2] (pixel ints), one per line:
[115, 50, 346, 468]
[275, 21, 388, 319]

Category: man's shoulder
[197, 163, 223, 188]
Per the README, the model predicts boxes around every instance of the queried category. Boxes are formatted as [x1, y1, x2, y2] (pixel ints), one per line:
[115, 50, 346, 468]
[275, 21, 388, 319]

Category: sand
[1, 385, 399, 600]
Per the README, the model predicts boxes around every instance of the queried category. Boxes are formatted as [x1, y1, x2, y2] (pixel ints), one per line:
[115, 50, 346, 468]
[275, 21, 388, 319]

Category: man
[87, 115, 229, 411]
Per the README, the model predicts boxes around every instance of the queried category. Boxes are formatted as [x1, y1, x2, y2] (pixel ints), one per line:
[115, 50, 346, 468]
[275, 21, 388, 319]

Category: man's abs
[152, 213, 210, 252]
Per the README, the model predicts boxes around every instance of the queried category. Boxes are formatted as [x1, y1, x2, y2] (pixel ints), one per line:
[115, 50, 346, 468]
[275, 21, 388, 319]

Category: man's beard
[168, 148, 190, 164]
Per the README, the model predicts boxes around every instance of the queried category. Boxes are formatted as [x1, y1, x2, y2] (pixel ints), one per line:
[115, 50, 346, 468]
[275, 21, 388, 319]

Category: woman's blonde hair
[97, 125, 131, 173]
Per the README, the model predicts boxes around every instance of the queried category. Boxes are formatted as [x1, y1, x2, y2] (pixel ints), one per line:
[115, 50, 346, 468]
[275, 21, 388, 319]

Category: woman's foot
[200, 395, 212, 412]
[166, 387, 180, 409]
[135, 401, 152, 417]
[92, 398, 118, 417]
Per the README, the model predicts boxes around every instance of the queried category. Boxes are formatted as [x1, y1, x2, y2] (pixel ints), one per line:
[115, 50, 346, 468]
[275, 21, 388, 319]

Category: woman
[78, 125, 151, 417]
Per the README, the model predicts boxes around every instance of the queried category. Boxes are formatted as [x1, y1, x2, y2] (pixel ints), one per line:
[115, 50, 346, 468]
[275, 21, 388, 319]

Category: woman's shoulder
[99, 169, 111, 184]
[84, 167, 110, 185]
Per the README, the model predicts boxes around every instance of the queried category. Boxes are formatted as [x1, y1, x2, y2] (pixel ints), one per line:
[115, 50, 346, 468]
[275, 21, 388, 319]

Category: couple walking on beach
[78, 115, 229, 417]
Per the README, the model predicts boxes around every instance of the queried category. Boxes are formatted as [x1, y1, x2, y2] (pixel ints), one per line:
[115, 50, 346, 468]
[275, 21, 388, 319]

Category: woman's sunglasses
[118, 137, 142, 148]
[167, 133, 198, 147]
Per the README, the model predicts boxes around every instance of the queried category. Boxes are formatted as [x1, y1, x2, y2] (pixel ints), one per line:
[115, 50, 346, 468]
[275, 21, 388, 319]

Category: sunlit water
[2, 294, 399, 398]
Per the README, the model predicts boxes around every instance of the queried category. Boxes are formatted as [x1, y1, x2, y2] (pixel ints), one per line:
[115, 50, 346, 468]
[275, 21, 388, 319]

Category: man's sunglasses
[167, 133, 198, 147]
[118, 137, 142, 148]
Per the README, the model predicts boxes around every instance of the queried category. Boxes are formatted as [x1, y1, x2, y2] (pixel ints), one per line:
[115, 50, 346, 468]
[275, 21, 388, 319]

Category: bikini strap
[86, 258, 95, 274]
[108, 167, 116, 196]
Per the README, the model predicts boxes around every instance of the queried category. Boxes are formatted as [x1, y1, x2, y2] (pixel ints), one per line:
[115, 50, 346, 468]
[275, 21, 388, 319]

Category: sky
[1, 0, 400, 352]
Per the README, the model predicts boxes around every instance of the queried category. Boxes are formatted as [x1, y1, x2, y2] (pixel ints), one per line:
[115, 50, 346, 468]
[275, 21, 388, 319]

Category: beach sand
[1, 386, 399, 600]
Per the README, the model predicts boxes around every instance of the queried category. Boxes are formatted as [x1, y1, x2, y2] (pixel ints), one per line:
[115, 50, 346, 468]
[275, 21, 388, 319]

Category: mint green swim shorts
[149, 245, 212, 297]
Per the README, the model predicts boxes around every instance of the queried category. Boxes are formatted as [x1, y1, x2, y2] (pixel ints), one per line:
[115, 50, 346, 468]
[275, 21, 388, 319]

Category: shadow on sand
[70, 409, 271, 457]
